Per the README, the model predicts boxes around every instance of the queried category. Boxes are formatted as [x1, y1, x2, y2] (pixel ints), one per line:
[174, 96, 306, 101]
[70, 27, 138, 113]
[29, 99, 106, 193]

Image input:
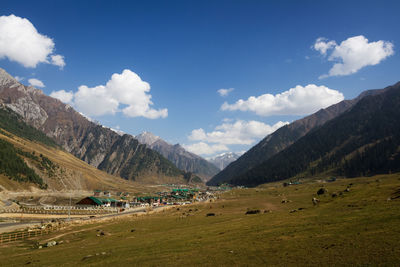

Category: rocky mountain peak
[135, 131, 160, 146]
[208, 152, 240, 170]
[0, 68, 18, 87]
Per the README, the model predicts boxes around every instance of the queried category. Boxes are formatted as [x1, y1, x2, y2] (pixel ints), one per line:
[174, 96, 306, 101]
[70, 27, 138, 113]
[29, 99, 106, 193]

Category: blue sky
[1, 0, 399, 157]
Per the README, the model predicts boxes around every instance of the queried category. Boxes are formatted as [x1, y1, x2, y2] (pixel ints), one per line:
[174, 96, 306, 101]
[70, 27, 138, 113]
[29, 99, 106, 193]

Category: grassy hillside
[0, 174, 399, 265]
[0, 107, 58, 148]
[0, 138, 46, 189]
[0, 128, 164, 193]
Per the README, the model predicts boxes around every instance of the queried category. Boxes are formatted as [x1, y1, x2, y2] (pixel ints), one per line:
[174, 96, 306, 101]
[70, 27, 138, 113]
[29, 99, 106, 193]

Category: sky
[1, 0, 399, 158]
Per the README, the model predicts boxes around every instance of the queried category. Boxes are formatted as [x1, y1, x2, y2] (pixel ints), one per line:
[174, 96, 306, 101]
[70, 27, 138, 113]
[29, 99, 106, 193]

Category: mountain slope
[208, 152, 240, 170]
[0, 68, 184, 184]
[225, 81, 400, 186]
[136, 132, 219, 181]
[0, 109, 150, 193]
[208, 85, 390, 186]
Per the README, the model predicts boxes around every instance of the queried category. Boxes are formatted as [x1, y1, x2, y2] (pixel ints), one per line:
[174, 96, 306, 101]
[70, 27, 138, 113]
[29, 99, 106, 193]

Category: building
[76, 196, 119, 207]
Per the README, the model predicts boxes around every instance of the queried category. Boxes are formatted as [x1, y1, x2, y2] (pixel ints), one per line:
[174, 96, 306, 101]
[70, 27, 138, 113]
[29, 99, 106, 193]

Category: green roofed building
[77, 196, 119, 206]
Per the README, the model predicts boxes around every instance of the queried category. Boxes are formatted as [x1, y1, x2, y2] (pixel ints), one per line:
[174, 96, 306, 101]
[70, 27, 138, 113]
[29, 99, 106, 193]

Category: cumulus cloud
[50, 69, 167, 119]
[50, 54, 66, 69]
[74, 84, 119, 116]
[189, 120, 288, 146]
[217, 88, 234, 97]
[0, 14, 65, 68]
[28, 78, 45, 88]
[50, 89, 74, 104]
[221, 84, 344, 116]
[185, 119, 288, 156]
[314, 35, 394, 78]
[184, 142, 229, 156]
[314, 37, 337, 55]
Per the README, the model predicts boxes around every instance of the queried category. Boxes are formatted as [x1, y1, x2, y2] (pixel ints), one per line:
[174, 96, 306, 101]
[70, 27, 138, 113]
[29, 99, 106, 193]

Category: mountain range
[136, 131, 219, 181]
[0, 68, 184, 184]
[208, 81, 400, 186]
[207, 152, 240, 170]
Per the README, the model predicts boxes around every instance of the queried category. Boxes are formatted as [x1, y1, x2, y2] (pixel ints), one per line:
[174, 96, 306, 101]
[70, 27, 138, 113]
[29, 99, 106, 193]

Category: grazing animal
[312, 197, 320, 205]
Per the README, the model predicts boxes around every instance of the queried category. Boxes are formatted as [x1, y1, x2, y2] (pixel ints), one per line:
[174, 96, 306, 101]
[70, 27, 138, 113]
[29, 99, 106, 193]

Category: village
[0, 186, 231, 220]
[76, 187, 222, 210]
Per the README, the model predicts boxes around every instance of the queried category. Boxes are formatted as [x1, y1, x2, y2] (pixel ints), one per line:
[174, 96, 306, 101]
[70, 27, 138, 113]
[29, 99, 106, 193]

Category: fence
[0, 226, 57, 244]
[1, 206, 119, 215]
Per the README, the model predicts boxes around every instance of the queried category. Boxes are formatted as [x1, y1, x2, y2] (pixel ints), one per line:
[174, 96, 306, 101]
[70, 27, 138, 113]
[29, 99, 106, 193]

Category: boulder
[46, 241, 57, 247]
[245, 209, 260, 215]
[317, 188, 328, 195]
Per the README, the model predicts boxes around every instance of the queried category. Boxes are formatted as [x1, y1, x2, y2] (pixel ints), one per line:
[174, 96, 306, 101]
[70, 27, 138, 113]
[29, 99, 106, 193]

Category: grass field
[1, 173, 400, 266]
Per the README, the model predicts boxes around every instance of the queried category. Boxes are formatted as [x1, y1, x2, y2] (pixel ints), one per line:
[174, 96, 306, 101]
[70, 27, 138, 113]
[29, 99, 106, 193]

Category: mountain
[208, 152, 240, 170]
[136, 131, 219, 181]
[0, 68, 184, 184]
[211, 81, 400, 187]
[0, 106, 148, 192]
[208, 83, 393, 186]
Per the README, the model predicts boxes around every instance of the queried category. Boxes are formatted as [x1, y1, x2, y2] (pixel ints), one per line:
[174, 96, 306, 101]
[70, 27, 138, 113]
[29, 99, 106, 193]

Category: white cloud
[217, 88, 234, 97]
[314, 35, 394, 78]
[51, 69, 167, 119]
[50, 89, 74, 104]
[0, 14, 65, 68]
[189, 120, 288, 146]
[14, 76, 23, 82]
[184, 142, 229, 156]
[28, 78, 45, 88]
[50, 54, 66, 69]
[313, 37, 337, 55]
[74, 84, 119, 116]
[185, 119, 288, 156]
[221, 84, 344, 116]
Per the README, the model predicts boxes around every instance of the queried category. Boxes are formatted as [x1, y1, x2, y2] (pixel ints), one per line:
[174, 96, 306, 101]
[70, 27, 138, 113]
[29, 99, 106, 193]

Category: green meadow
[1, 173, 400, 266]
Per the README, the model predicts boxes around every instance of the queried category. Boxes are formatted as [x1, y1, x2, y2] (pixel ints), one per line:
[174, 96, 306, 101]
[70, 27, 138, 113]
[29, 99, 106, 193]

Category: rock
[317, 188, 328, 195]
[345, 188, 350, 192]
[38, 246, 42, 249]
[130, 229, 135, 232]
[290, 209, 297, 213]
[206, 213, 215, 217]
[101, 252, 106, 255]
[46, 241, 57, 247]
[245, 209, 260, 215]
[82, 255, 93, 261]
[331, 193, 338, 198]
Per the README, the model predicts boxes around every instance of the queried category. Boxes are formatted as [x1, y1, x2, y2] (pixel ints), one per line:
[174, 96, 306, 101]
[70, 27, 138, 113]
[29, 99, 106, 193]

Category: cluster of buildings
[76, 188, 216, 208]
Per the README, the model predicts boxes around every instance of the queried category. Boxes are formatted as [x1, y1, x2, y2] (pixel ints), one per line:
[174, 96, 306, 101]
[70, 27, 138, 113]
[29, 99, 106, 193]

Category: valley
[0, 173, 399, 265]
[0, 2, 399, 265]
